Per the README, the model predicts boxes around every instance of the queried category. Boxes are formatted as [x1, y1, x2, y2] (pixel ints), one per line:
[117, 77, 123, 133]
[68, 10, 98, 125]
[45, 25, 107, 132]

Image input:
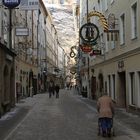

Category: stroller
[98, 117, 115, 137]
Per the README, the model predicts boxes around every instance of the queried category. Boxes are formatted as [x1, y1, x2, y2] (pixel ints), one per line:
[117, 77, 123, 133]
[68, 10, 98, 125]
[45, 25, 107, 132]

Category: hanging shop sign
[80, 44, 93, 53]
[90, 49, 101, 56]
[3, 0, 20, 9]
[15, 27, 29, 36]
[79, 22, 99, 44]
[19, 0, 39, 10]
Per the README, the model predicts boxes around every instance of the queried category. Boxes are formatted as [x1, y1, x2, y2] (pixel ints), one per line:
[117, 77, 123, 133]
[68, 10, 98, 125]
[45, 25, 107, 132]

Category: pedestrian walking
[48, 80, 55, 98]
[55, 84, 60, 98]
[97, 92, 115, 137]
[30, 86, 33, 97]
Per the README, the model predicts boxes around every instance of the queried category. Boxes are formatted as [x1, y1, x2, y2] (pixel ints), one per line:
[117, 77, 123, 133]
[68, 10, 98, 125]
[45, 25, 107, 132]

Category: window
[105, 34, 109, 52]
[131, 2, 137, 39]
[104, 0, 108, 11]
[111, 41, 115, 49]
[110, 0, 114, 4]
[130, 72, 136, 105]
[120, 13, 125, 45]
[98, 0, 101, 11]
[60, 0, 64, 4]
[101, 0, 108, 11]
[100, 0, 104, 12]
[100, 34, 104, 54]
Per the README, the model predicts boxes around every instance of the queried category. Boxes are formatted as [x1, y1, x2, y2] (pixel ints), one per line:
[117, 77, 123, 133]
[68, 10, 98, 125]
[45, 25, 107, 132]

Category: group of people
[48, 80, 60, 98]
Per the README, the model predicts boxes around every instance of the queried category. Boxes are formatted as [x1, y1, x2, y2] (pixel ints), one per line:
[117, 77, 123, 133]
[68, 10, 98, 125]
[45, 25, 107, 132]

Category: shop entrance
[91, 76, 96, 99]
[118, 71, 126, 107]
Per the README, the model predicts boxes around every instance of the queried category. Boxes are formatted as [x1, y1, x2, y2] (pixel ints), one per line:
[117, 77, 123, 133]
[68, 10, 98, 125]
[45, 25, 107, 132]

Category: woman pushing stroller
[97, 92, 115, 137]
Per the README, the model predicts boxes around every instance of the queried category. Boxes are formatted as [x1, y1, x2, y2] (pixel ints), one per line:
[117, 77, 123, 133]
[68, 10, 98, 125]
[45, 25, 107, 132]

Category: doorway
[118, 71, 126, 107]
[91, 76, 96, 99]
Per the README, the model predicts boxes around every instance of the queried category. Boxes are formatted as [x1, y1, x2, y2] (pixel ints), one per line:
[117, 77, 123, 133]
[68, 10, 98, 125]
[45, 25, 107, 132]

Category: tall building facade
[0, 0, 65, 117]
[79, 0, 140, 112]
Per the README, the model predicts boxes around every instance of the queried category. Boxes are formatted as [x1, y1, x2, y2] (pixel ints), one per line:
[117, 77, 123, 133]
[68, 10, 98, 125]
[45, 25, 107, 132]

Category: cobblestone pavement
[0, 89, 140, 140]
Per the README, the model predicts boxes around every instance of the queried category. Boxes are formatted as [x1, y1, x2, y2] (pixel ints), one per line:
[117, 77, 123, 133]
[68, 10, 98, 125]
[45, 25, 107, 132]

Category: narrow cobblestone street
[0, 89, 140, 140]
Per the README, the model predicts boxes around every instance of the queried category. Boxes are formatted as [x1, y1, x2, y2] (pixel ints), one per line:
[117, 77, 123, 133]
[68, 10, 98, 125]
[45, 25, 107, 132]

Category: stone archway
[3, 65, 9, 101]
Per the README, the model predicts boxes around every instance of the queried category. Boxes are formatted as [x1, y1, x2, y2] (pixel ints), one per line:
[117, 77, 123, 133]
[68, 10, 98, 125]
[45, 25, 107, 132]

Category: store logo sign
[3, 0, 20, 9]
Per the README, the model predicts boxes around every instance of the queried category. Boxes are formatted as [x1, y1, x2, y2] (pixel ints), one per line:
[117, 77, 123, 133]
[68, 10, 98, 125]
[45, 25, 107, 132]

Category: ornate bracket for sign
[80, 22, 99, 44]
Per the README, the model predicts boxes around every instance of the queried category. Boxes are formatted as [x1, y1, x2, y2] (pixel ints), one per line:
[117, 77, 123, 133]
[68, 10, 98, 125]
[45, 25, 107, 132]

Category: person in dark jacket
[48, 80, 55, 98]
[55, 84, 60, 98]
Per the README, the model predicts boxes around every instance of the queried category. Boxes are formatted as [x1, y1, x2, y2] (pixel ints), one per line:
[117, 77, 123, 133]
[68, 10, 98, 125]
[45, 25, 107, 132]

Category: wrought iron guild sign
[80, 22, 99, 44]
[70, 46, 76, 58]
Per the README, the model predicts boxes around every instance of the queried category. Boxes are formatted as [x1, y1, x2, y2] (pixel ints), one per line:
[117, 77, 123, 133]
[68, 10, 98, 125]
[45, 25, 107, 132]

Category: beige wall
[80, 0, 140, 110]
